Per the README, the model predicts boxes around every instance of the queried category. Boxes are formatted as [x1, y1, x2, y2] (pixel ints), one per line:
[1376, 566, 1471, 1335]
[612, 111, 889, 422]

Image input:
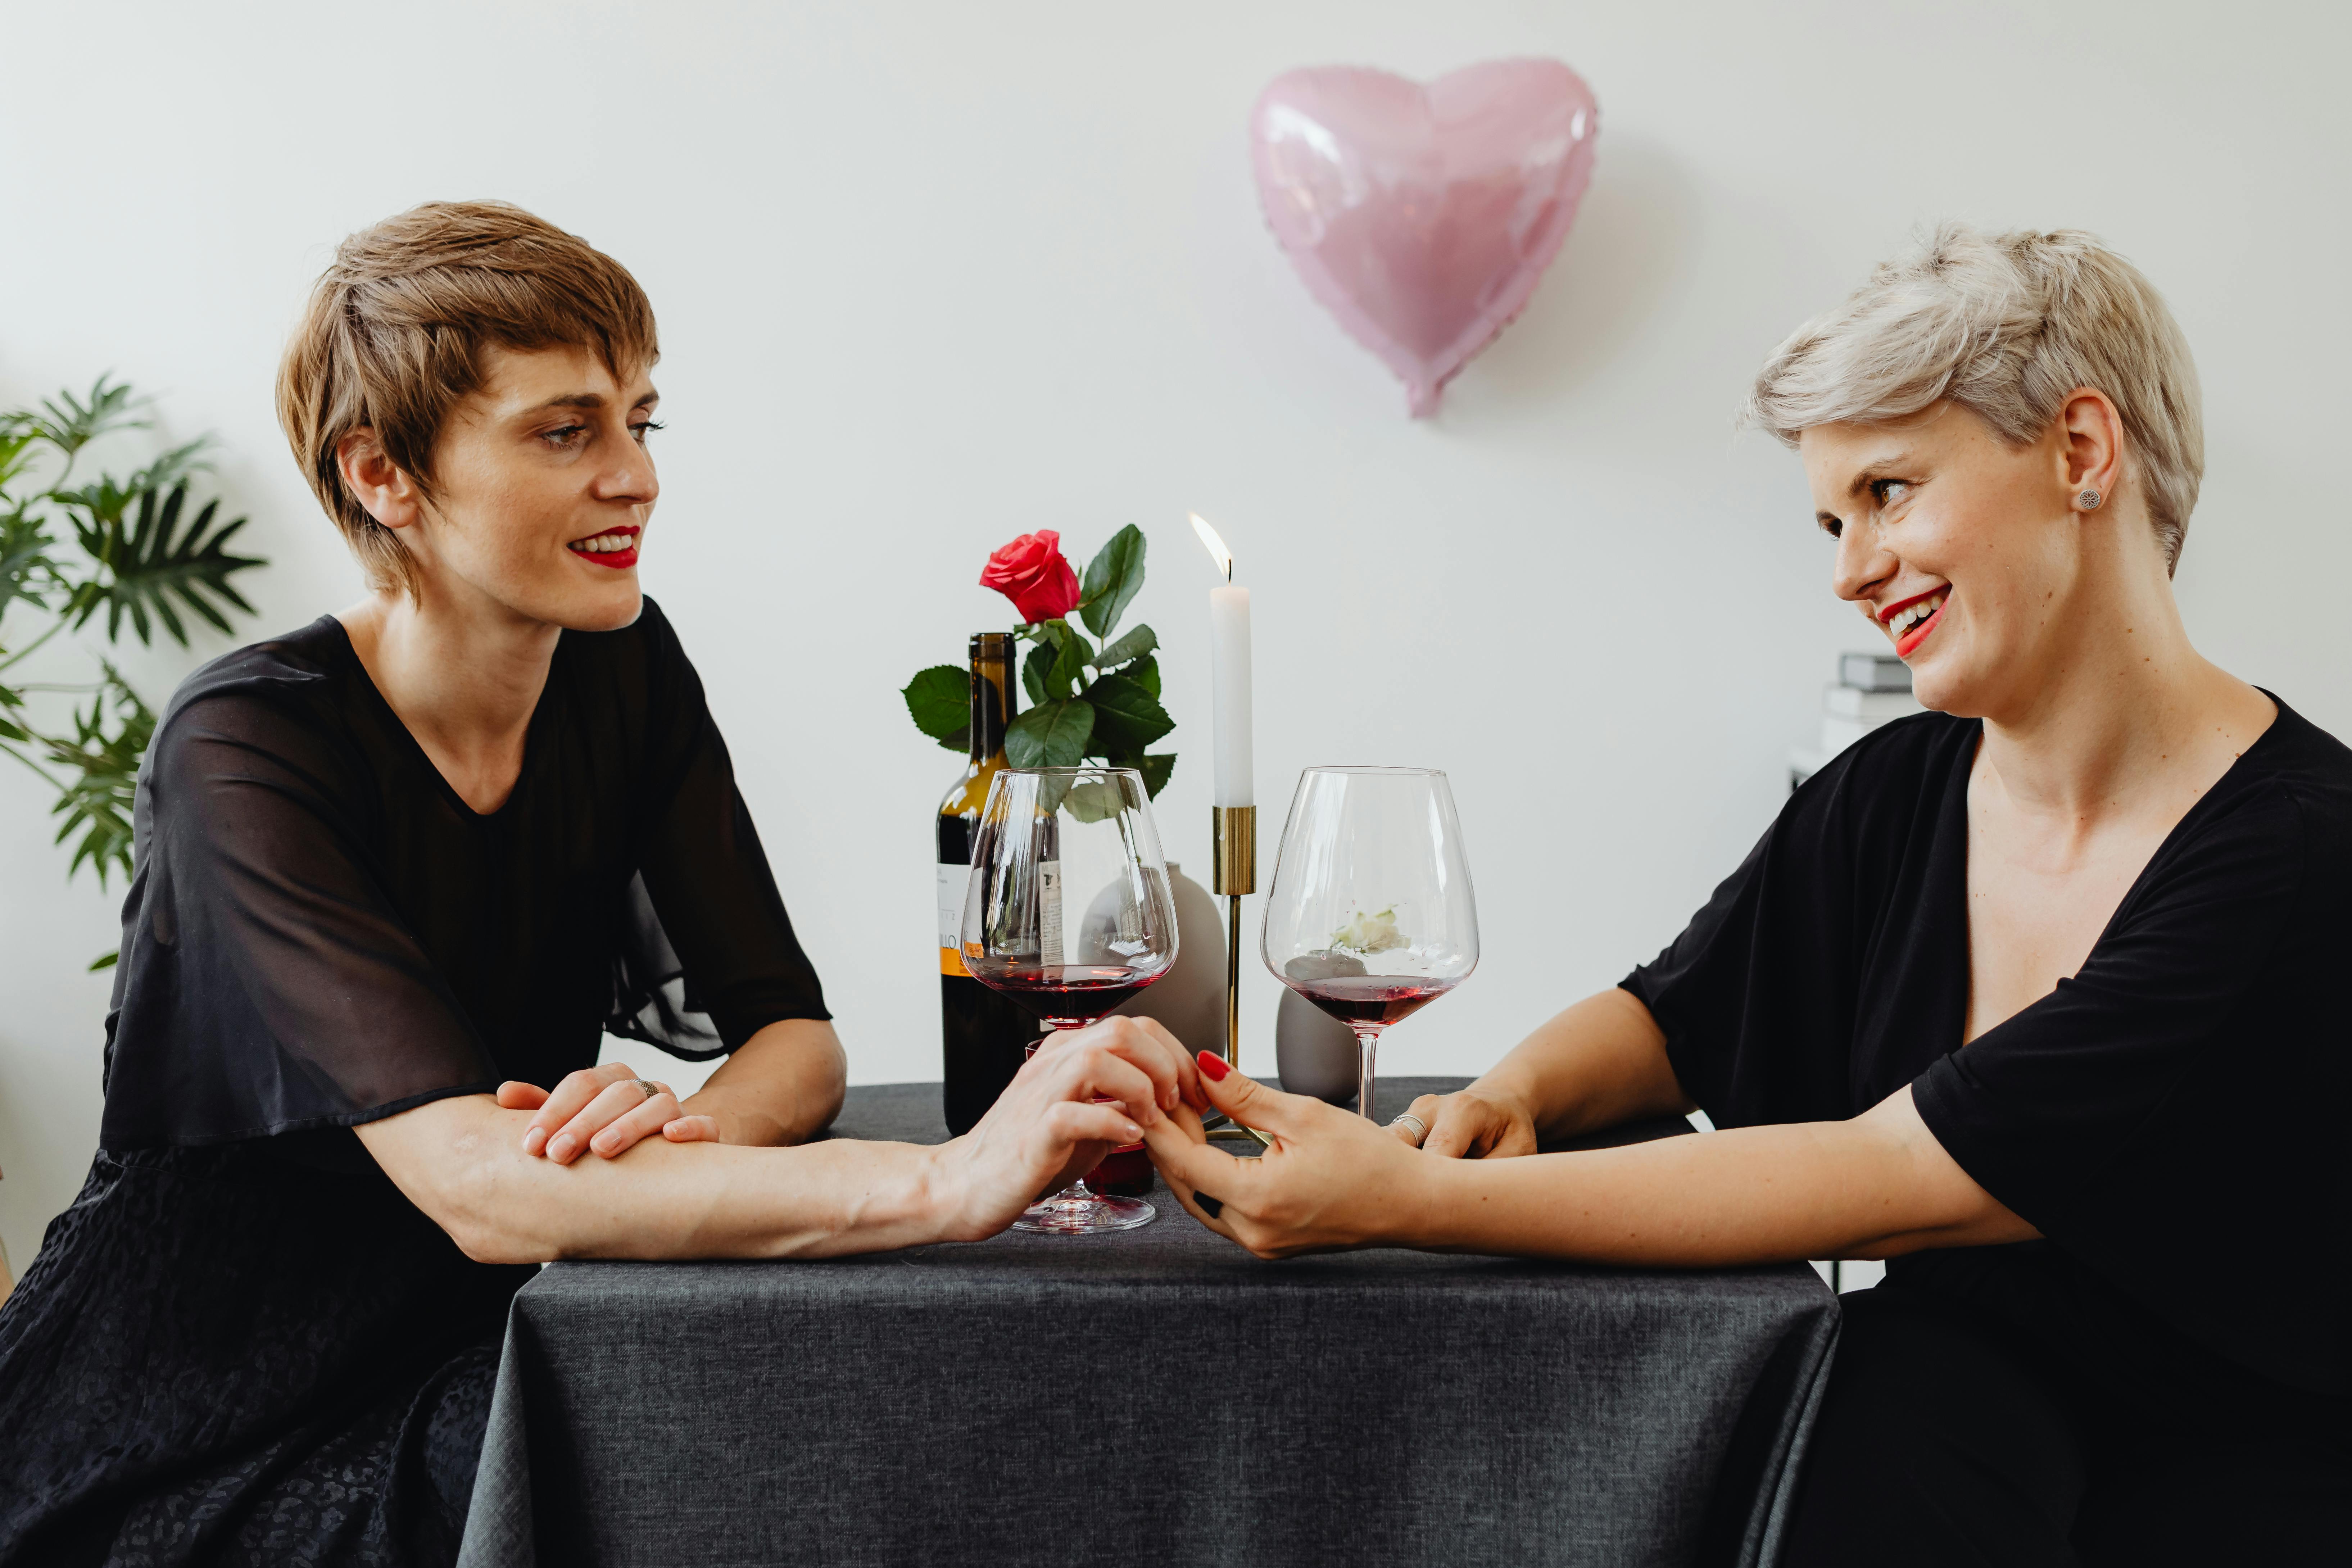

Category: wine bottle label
[1038, 860, 1063, 967]
[936, 862, 970, 952]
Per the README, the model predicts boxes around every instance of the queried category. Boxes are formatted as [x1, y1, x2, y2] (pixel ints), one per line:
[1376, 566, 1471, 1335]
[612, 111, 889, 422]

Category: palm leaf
[1, 508, 57, 622]
[41, 664, 154, 887]
[0, 418, 44, 494]
[36, 375, 145, 457]
[68, 480, 263, 648]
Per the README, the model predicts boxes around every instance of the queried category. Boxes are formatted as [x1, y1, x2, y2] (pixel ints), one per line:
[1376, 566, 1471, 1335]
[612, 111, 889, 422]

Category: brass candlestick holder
[1207, 805, 1270, 1146]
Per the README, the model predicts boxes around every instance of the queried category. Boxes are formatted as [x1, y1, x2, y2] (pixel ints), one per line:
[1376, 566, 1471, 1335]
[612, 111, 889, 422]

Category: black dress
[0, 601, 829, 1567]
[1624, 697, 2351, 1564]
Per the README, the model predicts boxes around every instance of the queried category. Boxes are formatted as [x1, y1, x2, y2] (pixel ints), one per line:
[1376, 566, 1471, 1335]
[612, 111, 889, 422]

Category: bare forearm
[361, 1100, 948, 1264]
[685, 1018, 848, 1147]
[1475, 988, 1694, 1139]
[1400, 1092, 2036, 1266]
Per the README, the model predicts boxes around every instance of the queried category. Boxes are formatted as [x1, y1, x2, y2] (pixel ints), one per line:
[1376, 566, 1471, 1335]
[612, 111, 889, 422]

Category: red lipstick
[1894, 601, 1945, 658]
[1877, 586, 1949, 659]
[568, 526, 640, 570]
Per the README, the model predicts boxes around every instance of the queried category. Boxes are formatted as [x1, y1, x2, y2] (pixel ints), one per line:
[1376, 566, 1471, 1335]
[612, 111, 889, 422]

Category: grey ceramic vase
[1111, 862, 1227, 1058]
[1275, 987, 1361, 1105]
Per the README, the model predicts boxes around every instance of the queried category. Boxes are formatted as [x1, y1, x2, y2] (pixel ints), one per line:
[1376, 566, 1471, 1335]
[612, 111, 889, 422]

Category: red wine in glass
[985, 965, 1162, 1028]
[1262, 767, 1479, 1121]
[961, 766, 1178, 1233]
[1289, 975, 1459, 1028]
[989, 964, 1165, 1197]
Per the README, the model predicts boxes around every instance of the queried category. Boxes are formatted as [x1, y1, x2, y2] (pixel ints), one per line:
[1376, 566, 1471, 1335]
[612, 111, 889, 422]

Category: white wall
[3, 0, 2346, 1264]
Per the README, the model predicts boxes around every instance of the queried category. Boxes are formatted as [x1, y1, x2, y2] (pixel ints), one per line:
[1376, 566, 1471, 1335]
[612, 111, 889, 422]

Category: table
[457, 1079, 1837, 1568]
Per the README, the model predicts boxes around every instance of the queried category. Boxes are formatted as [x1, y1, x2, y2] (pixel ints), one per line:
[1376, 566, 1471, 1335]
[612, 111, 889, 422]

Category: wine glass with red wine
[960, 766, 1178, 1233]
[1262, 766, 1478, 1120]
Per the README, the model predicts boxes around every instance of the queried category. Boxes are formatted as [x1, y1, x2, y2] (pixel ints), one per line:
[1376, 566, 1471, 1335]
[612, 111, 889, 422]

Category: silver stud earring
[2077, 488, 2101, 510]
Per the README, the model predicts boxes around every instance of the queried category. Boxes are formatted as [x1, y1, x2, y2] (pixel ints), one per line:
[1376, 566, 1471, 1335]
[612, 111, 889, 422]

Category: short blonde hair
[1743, 226, 2203, 574]
[276, 200, 660, 598]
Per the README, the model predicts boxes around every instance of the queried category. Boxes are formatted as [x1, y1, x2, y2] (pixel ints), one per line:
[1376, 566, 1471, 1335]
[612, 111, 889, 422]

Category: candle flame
[1189, 512, 1233, 582]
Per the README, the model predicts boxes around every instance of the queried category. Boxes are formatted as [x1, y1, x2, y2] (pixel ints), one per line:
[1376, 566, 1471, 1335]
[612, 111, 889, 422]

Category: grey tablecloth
[457, 1078, 1836, 1568]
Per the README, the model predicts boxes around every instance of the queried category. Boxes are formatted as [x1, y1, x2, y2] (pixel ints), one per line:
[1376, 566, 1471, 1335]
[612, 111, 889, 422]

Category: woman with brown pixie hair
[0, 201, 1198, 1567]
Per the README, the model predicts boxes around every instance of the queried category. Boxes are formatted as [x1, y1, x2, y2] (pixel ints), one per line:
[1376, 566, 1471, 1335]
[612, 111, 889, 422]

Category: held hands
[1388, 1084, 1539, 1160]
[503, 1062, 719, 1163]
[934, 1016, 1204, 1242]
[1142, 1053, 1433, 1259]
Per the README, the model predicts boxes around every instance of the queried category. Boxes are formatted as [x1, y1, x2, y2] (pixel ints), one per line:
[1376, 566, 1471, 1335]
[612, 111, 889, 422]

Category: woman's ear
[2055, 387, 2125, 515]
[336, 430, 422, 532]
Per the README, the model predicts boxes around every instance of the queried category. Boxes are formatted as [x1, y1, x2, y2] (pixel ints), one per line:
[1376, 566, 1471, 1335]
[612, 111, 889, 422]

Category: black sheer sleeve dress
[1621, 697, 2350, 1565]
[0, 598, 829, 1568]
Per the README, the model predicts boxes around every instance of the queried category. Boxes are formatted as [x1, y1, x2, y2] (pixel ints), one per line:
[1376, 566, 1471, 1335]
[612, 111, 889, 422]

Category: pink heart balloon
[1251, 59, 1600, 417]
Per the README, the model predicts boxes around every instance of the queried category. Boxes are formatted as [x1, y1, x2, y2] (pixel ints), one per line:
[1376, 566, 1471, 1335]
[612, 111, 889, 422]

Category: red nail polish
[1196, 1050, 1230, 1082]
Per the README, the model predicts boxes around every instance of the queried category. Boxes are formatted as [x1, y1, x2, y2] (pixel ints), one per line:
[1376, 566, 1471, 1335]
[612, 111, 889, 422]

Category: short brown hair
[275, 200, 660, 597]
[1743, 226, 2203, 574]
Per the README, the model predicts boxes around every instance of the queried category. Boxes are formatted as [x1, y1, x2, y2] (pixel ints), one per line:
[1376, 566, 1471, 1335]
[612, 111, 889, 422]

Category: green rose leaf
[1043, 621, 1092, 699]
[901, 665, 969, 750]
[1079, 524, 1146, 639]
[1122, 653, 1160, 699]
[1021, 641, 1052, 706]
[1007, 698, 1095, 768]
[1093, 622, 1156, 671]
[1064, 779, 1127, 823]
[1138, 752, 1176, 798]
[1082, 671, 1174, 754]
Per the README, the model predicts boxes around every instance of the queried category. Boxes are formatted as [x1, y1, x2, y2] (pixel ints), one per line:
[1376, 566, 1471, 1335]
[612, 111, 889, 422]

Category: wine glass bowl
[961, 766, 1177, 1232]
[1261, 767, 1478, 1119]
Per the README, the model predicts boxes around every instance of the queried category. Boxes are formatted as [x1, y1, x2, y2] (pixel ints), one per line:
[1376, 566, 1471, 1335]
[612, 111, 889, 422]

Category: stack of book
[1789, 653, 1922, 789]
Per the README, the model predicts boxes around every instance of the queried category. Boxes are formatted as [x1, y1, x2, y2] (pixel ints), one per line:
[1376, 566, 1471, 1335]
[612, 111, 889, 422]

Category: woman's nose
[595, 446, 658, 507]
[1830, 522, 1894, 605]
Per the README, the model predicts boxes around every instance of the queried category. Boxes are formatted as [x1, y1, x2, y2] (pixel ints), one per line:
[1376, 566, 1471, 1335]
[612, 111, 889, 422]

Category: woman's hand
[933, 1016, 1203, 1242]
[1390, 1083, 1540, 1159]
[1142, 1053, 1430, 1259]
[503, 1062, 716, 1164]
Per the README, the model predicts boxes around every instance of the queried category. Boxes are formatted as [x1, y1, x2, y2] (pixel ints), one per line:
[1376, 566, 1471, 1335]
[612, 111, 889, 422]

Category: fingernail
[1121, 1123, 1143, 1142]
[548, 1135, 575, 1161]
[592, 1134, 615, 1154]
[1196, 1051, 1230, 1082]
[1195, 1193, 1224, 1218]
[522, 1128, 545, 1154]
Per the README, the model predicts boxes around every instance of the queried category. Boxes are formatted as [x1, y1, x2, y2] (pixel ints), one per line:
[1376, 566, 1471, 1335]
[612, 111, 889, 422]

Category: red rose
[978, 530, 1082, 624]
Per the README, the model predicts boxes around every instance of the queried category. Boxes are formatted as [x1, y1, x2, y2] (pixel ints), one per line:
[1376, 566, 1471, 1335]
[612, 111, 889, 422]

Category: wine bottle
[939, 633, 1044, 1135]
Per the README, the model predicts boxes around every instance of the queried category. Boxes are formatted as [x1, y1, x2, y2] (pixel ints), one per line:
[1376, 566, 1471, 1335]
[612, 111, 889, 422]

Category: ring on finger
[632, 1079, 661, 1101]
[1391, 1112, 1428, 1141]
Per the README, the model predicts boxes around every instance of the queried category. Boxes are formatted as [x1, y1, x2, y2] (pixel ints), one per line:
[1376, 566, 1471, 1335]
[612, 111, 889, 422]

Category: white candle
[1191, 512, 1254, 808]
[1209, 584, 1254, 807]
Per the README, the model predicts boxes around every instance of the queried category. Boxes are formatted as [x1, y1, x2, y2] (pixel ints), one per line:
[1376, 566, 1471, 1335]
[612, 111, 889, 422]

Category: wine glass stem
[1354, 1027, 1382, 1121]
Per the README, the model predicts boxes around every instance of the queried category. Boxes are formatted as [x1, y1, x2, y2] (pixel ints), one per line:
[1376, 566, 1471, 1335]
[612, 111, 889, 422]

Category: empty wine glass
[961, 766, 1178, 1233]
[1261, 767, 1478, 1120]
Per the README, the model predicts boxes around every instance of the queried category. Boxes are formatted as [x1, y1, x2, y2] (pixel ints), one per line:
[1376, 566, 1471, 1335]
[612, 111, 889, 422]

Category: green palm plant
[0, 377, 266, 964]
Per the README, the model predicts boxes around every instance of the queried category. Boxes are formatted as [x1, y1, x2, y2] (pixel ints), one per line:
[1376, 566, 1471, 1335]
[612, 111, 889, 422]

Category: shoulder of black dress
[2242, 690, 2352, 785]
[146, 619, 354, 760]
[1797, 708, 1977, 795]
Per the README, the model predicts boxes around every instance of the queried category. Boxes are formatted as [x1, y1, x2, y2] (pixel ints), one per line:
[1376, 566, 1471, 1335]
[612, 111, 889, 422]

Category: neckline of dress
[318, 614, 562, 823]
[1947, 688, 2297, 1046]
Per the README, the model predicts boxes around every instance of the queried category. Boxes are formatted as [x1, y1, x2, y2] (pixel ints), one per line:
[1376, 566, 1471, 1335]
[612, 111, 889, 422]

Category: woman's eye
[1870, 478, 1912, 507]
[1818, 515, 1843, 540]
[630, 420, 665, 445]
[540, 424, 589, 448]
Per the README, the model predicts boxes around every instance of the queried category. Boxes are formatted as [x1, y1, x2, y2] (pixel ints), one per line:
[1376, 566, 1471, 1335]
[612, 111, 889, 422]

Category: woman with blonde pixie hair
[0, 201, 1198, 1567]
[1151, 227, 2349, 1563]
